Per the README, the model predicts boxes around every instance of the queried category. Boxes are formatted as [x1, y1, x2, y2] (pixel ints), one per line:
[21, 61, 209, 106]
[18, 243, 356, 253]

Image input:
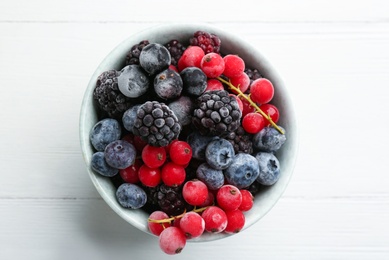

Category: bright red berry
[259, 103, 280, 126]
[206, 79, 224, 91]
[200, 52, 225, 78]
[240, 97, 255, 117]
[250, 78, 274, 104]
[182, 179, 208, 206]
[223, 54, 245, 78]
[119, 159, 142, 183]
[201, 206, 228, 233]
[179, 212, 205, 239]
[138, 164, 161, 187]
[148, 211, 171, 236]
[242, 112, 265, 134]
[238, 190, 254, 211]
[168, 64, 178, 72]
[159, 226, 186, 255]
[230, 72, 250, 94]
[177, 46, 204, 72]
[224, 209, 245, 234]
[169, 141, 192, 166]
[142, 144, 166, 169]
[198, 191, 215, 207]
[161, 162, 186, 187]
[216, 185, 242, 211]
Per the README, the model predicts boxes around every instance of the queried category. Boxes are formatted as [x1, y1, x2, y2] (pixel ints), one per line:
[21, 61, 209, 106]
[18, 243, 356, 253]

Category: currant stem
[148, 206, 209, 224]
[217, 76, 285, 135]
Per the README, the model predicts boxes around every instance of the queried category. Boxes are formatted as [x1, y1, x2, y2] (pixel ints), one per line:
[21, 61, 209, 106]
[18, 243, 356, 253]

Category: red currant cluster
[148, 183, 254, 255]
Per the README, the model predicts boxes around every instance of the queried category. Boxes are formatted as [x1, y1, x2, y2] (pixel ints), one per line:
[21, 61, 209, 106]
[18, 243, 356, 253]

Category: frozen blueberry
[180, 67, 207, 96]
[224, 153, 260, 189]
[91, 152, 118, 177]
[90, 118, 121, 152]
[104, 140, 136, 169]
[116, 183, 147, 209]
[186, 131, 219, 160]
[139, 43, 171, 75]
[196, 162, 224, 190]
[154, 68, 183, 100]
[252, 126, 286, 153]
[205, 138, 235, 170]
[255, 152, 281, 186]
[122, 104, 141, 133]
[168, 96, 194, 126]
[117, 65, 150, 98]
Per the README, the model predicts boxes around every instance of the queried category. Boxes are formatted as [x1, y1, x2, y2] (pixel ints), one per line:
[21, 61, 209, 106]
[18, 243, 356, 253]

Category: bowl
[79, 23, 299, 242]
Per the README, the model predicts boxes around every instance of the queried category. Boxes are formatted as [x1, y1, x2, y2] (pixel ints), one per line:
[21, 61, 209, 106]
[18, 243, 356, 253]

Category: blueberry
[104, 140, 136, 169]
[252, 126, 286, 152]
[196, 163, 225, 190]
[90, 118, 121, 152]
[180, 67, 207, 96]
[122, 104, 141, 133]
[224, 153, 260, 189]
[168, 96, 194, 126]
[205, 138, 235, 170]
[117, 65, 150, 98]
[139, 43, 171, 75]
[255, 152, 281, 186]
[186, 131, 219, 160]
[154, 68, 183, 100]
[91, 152, 118, 177]
[116, 183, 147, 209]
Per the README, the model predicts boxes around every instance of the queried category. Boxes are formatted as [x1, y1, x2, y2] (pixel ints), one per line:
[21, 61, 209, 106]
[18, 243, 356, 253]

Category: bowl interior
[79, 23, 299, 242]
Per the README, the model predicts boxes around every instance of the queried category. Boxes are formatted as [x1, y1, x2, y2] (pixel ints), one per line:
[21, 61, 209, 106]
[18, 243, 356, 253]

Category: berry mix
[89, 30, 287, 255]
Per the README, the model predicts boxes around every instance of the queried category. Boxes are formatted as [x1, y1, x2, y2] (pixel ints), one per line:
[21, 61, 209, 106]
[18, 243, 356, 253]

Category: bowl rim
[79, 22, 299, 242]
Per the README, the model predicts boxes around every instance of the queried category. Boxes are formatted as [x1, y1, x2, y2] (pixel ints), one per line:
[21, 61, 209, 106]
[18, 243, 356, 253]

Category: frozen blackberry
[125, 40, 150, 65]
[189, 31, 221, 54]
[245, 68, 263, 85]
[221, 126, 253, 154]
[157, 184, 192, 216]
[192, 90, 242, 136]
[164, 40, 186, 66]
[133, 101, 181, 147]
[93, 70, 132, 119]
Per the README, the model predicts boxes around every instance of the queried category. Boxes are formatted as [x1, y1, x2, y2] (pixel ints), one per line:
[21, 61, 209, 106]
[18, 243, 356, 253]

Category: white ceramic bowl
[79, 23, 299, 242]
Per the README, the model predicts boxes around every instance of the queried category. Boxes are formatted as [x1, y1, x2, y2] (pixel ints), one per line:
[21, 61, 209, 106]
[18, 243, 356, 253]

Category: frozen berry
[250, 78, 274, 104]
[223, 55, 245, 78]
[91, 152, 119, 177]
[224, 209, 245, 234]
[239, 189, 254, 211]
[242, 112, 265, 134]
[182, 179, 208, 206]
[161, 162, 186, 187]
[117, 65, 150, 98]
[230, 72, 250, 94]
[104, 140, 136, 169]
[169, 140, 192, 166]
[139, 43, 171, 75]
[159, 226, 186, 255]
[200, 52, 225, 78]
[179, 212, 205, 239]
[201, 206, 227, 233]
[177, 46, 204, 71]
[148, 211, 171, 236]
[167, 96, 195, 127]
[186, 131, 219, 160]
[122, 104, 141, 133]
[189, 31, 221, 54]
[255, 152, 281, 186]
[224, 153, 260, 189]
[196, 163, 224, 190]
[154, 68, 183, 100]
[90, 118, 121, 152]
[139, 164, 161, 187]
[252, 126, 286, 152]
[205, 138, 235, 170]
[206, 79, 224, 91]
[142, 144, 167, 169]
[180, 67, 207, 96]
[119, 159, 142, 183]
[259, 103, 280, 126]
[216, 184, 242, 211]
[116, 183, 147, 209]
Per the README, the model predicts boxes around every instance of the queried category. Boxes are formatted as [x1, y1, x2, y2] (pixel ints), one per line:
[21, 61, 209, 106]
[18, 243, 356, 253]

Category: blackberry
[125, 40, 150, 66]
[156, 184, 192, 216]
[221, 126, 253, 154]
[189, 31, 221, 54]
[245, 68, 263, 85]
[133, 101, 181, 147]
[192, 90, 242, 136]
[164, 40, 186, 66]
[93, 70, 132, 119]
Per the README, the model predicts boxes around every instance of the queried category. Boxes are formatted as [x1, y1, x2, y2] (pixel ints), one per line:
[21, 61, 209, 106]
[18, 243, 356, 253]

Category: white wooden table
[1, 1, 389, 259]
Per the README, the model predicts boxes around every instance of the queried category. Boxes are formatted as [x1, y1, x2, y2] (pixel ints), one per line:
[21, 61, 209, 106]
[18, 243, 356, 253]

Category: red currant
[259, 103, 280, 126]
[177, 46, 204, 72]
[250, 78, 274, 104]
[223, 54, 245, 78]
[161, 162, 186, 187]
[224, 209, 245, 234]
[206, 79, 224, 91]
[242, 112, 265, 134]
[142, 144, 166, 169]
[238, 189, 254, 211]
[201, 206, 227, 233]
[179, 212, 205, 239]
[200, 52, 225, 78]
[138, 164, 161, 187]
[230, 72, 250, 94]
[148, 211, 171, 236]
[159, 226, 186, 255]
[216, 184, 242, 211]
[198, 191, 215, 207]
[240, 97, 255, 117]
[182, 179, 208, 206]
[119, 159, 142, 184]
[169, 140, 192, 166]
